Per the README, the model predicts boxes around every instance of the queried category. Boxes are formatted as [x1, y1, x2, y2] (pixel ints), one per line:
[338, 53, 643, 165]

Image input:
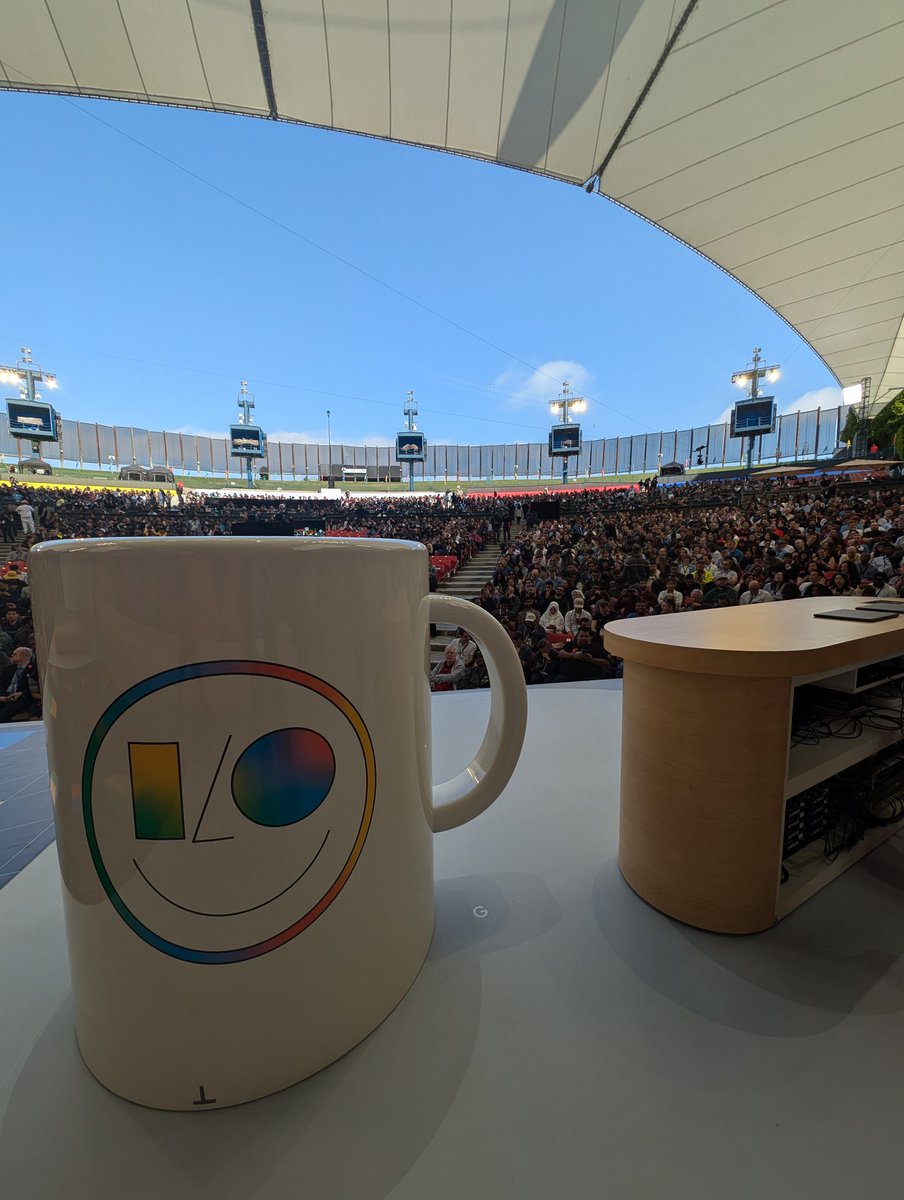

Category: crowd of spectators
[451, 473, 904, 686]
[8, 484, 499, 568]
[3, 471, 904, 703]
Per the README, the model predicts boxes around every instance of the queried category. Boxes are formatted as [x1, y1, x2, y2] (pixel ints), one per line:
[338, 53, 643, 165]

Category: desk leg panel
[618, 661, 791, 934]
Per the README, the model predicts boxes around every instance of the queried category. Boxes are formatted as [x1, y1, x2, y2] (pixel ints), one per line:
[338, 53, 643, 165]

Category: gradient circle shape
[232, 727, 336, 826]
[81, 661, 376, 964]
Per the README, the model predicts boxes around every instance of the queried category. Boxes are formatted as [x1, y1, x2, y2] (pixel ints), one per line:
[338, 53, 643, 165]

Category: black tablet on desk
[856, 600, 904, 613]
[814, 608, 900, 622]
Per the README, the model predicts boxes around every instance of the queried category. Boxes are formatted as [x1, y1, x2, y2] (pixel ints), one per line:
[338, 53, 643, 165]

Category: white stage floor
[2, 685, 904, 1198]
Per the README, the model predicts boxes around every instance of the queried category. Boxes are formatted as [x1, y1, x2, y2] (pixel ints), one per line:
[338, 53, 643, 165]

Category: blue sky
[0, 90, 849, 449]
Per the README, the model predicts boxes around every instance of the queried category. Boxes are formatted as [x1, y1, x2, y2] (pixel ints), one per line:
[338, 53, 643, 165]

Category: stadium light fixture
[0, 346, 60, 399]
[732, 349, 780, 401]
[549, 381, 588, 487]
[730, 347, 781, 474]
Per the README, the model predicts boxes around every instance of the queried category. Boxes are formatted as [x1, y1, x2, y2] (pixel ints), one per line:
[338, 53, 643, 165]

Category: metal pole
[327, 410, 333, 487]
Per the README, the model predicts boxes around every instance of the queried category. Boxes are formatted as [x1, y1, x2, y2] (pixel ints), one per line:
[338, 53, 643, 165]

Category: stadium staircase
[0, 532, 27, 565]
[429, 531, 516, 665]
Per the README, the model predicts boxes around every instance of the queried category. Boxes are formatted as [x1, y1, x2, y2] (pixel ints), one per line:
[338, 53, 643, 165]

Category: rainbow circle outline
[81, 660, 376, 964]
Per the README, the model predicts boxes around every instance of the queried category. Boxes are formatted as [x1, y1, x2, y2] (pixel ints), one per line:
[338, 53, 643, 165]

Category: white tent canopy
[2, 0, 903, 402]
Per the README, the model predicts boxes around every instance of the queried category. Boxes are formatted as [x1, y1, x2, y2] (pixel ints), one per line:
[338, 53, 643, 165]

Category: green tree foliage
[895, 425, 904, 462]
[841, 408, 859, 444]
[871, 390, 904, 448]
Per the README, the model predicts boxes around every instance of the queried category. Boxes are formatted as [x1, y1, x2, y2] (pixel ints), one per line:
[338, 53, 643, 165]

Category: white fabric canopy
[2, 0, 903, 401]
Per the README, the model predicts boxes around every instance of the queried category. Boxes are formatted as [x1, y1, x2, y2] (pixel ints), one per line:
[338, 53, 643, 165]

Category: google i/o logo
[81, 662, 376, 964]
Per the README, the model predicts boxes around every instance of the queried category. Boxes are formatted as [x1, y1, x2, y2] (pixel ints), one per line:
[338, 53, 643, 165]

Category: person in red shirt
[430, 647, 465, 692]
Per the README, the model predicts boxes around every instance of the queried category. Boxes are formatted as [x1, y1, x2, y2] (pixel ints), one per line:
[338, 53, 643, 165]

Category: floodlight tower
[403, 389, 417, 492]
[731, 348, 780, 471]
[548, 381, 587, 485]
[0, 346, 61, 459]
[238, 381, 255, 488]
[227, 380, 268, 488]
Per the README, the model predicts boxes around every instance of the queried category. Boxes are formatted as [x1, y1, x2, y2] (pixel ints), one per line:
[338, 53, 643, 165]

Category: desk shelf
[785, 726, 904, 798]
[777, 817, 904, 919]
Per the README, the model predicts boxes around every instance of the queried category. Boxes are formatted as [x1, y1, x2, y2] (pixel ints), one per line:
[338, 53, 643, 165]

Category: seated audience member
[590, 598, 615, 632]
[529, 640, 558, 685]
[430, 647, 464, 692]
[870, 572, 898, 598]
[656, 578, 684, 609]
[520, 611, 545, 645]
[540, 601, 565, 633]
[739, 578, 773, 604]
[446, 628, 477, 666]
[477, 582, 497, 613]
[703, 575, 738, 606]
[563, 593, 589, 635]
[799, 569, 827, 596]
[764, 569, 786, 598]
[0, 647, 36, 722]
[713, 555, 738, 586]
[459, 650, 490, 690]
[553, 629, 613, 683]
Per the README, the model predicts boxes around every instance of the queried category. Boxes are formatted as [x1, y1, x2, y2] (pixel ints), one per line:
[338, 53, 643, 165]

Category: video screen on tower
[229, 424, 266, 458]
[730, 398, 776, 437]
[6, 398, 57, 441]
[396, 431, 426, 461]
[548, 424, 582, 456]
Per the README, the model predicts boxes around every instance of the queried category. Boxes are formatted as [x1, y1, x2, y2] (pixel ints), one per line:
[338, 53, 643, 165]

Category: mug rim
[30, 536, 427, 556]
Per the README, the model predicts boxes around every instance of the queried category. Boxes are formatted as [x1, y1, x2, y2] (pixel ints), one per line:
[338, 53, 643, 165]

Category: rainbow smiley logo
[82, 662, 376, 964]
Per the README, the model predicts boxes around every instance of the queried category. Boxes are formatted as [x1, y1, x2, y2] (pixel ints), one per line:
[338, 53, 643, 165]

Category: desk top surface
[604, 595, 904, 677]
[3, 689, 904, 1199]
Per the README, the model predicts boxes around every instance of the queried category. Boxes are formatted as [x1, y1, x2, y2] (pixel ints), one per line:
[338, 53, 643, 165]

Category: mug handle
[419, 593, 528, 833]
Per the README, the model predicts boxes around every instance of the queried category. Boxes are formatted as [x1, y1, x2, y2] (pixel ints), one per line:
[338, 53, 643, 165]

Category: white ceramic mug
[31, 537, 527, 1110]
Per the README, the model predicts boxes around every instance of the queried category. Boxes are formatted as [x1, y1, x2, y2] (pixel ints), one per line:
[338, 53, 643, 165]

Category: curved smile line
[131, 828, 330, 917]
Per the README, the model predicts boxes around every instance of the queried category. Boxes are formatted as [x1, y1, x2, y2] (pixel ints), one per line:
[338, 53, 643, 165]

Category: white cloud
[356, 433, 396, 448]
[492, 360, 592, 409]
[173, 425, 228, 440]
[778, 386, 844, 417]
[266, 429, 326, 444]
[713, 404, 734, 426]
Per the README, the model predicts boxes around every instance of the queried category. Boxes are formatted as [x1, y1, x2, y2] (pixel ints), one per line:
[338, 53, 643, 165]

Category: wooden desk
[605, 598, 904, 933]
